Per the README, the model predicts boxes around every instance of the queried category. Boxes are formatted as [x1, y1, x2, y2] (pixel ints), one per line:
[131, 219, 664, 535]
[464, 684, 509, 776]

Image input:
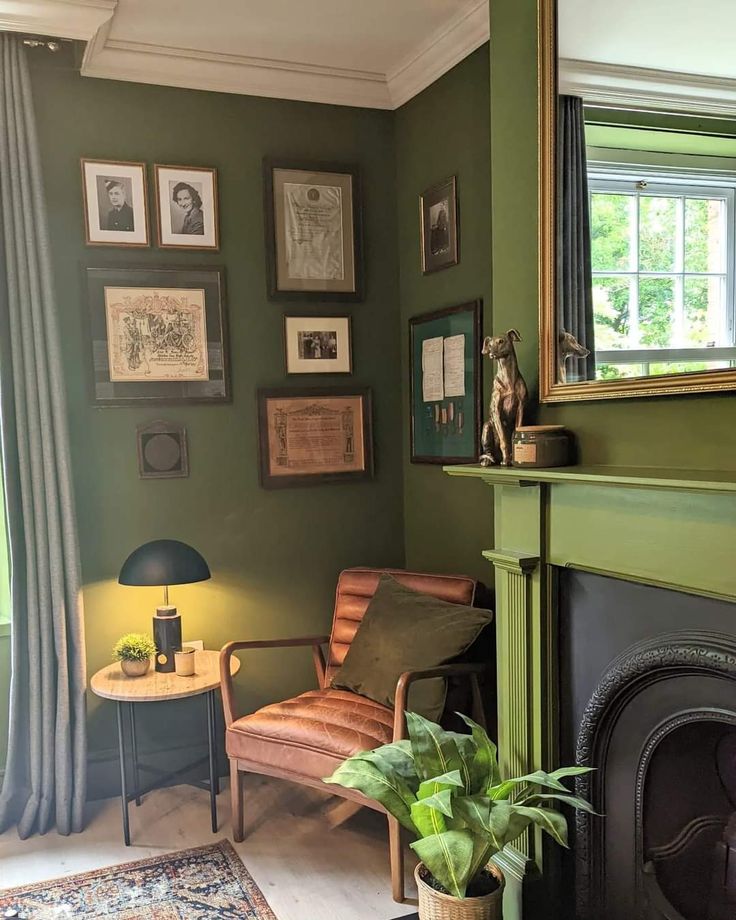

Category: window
[589, 166, 736, 379]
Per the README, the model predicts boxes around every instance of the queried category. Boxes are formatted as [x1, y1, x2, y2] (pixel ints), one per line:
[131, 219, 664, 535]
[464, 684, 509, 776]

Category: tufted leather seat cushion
[226, 688, 393, 781]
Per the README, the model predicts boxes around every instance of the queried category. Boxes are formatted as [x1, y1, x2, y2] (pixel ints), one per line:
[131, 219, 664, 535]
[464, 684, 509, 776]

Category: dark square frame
[85, 264, 230, 407]
[263, 157, 364, 302]
[257, 386, 373, 488]
[409, 299, 482, 464]
[420, 175, 459, 274]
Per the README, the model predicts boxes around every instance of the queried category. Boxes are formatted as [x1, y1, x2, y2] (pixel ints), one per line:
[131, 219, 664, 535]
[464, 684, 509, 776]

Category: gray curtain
[557, 94, 595, 381]
[0, 35, 86, 837]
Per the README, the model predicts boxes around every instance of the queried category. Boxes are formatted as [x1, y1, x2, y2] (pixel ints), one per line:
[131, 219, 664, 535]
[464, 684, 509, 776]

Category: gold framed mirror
[539, 0, 736, 401]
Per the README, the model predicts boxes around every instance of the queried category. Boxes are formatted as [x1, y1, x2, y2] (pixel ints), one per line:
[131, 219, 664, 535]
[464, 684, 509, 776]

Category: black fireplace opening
[557, 569, 736, 920]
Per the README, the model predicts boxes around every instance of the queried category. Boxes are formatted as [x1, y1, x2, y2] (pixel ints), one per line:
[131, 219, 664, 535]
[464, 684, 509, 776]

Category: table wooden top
[90, 649, 240, 702]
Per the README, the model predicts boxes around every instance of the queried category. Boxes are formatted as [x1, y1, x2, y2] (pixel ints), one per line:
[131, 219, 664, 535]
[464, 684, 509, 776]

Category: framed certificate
[263, 158, 363, 301]
[257, 387, 373, 488]
[409, 300, 482, 464]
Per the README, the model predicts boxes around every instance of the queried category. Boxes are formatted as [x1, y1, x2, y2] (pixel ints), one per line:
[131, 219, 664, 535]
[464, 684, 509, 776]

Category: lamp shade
[118, 539, 211, 587]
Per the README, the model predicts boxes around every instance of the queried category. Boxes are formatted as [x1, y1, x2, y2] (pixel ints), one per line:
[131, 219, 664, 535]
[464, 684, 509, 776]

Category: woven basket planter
[415, 863, 505, 920]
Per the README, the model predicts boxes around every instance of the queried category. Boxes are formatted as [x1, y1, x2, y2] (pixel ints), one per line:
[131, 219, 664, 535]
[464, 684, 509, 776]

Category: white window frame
[588, 162, 736, 369]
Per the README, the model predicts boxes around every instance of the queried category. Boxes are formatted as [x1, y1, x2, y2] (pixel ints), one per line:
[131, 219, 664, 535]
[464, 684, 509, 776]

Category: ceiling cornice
[80, 1, 490, 111]
[0, 0, 116, 42]
[560, 58, 736, 118]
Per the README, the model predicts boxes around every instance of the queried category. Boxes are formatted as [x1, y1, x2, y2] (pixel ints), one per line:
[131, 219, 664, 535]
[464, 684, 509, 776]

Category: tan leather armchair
[219, 567, 491, 903]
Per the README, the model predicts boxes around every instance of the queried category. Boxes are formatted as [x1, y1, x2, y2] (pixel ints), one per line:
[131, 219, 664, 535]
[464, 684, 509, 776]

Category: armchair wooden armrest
[219, 635, 330, 726]
[392, 661, 488, 741]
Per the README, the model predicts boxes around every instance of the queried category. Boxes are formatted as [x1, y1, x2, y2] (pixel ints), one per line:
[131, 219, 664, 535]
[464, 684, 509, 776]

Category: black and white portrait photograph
[297, 330, 338, 360]
[81, 159, 149, 247]
[420, 175, 459, 274]
[155, 165, 219, 250]
[284, 315, 352, 374]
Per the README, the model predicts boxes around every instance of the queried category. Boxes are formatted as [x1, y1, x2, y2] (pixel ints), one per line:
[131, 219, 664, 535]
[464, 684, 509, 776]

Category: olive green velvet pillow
[330, 574, 493, 721]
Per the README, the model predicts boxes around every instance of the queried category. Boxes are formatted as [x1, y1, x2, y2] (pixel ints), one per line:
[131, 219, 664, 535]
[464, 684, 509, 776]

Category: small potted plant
[325, 712, 594, 920]
[113, 633, 156, 677]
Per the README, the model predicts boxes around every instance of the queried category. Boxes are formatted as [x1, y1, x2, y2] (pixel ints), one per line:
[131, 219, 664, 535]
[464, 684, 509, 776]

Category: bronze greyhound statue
[558, 329, 590, 383]
[480, 329, 528, 467]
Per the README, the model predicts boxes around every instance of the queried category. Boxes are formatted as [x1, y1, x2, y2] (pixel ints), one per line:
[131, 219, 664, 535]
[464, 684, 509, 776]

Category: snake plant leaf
[509, 804, 569, 848]
[457, 714, 501, 791]
[353, 740, 419, 791]
[406, 712, 466, 782]
[418, 770, 464, 800]
[520, 792, 599, 815]
[411, 790, 454, 838]
[323, 759, 417, 833]
[548, 765, 595, 780]
[453, 797, 514, 854]
[411, 830, 475, 898]
[490, 768, 572, 798]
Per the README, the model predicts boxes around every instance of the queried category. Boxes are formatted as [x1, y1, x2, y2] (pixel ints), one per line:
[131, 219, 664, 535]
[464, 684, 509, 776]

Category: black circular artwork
[143, 433, 181, 472]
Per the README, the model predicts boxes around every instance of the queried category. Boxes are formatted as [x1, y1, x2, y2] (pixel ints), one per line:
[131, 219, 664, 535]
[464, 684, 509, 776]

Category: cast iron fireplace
[558, 571, 736, 920]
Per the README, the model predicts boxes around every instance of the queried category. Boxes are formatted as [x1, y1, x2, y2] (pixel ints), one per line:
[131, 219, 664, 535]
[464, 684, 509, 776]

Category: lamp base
[153, 612, 182, 672]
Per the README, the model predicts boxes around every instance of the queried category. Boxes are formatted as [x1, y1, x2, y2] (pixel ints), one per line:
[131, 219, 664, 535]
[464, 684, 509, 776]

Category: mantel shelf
[443, 463, 736, 494]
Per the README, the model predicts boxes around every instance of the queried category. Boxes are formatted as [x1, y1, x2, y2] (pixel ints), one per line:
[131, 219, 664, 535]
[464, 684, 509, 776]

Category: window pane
[639, 277, 674, 347]
[639, 196, 677, 272]
[592, 276, 631, 349]
[590, 193, 634, 271]
[685, 198, 726, 273]
[595, 363, 647, 380]
[684, 275, 727, 346]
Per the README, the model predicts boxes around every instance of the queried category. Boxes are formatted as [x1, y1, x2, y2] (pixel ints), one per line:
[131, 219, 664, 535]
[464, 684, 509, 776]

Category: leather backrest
[324, 567, 477, 687]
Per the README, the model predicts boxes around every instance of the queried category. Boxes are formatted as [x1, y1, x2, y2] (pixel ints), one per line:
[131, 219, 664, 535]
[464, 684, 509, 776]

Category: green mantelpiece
[445, 463, 736, 920]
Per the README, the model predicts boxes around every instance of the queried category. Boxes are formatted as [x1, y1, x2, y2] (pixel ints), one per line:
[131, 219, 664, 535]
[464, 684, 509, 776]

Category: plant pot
[415, 862, 505, 920]
[120, 658, 151, 678]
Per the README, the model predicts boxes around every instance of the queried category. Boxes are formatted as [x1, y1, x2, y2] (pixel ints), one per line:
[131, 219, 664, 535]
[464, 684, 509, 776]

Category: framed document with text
[257, 387, 373, 488]
[85, 265, 229, 406]
[409, 300, 482, 464]
[263, 158, 363, 301]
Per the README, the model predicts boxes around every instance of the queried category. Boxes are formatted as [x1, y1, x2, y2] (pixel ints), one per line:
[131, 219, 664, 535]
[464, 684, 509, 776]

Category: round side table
[91, 649, 240, 846]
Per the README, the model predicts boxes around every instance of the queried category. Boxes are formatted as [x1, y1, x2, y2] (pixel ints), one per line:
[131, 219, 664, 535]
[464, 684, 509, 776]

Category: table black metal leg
[206, 690, 217, 832]
[212, 691, 220, 795]
[116, 701, 131, 846]
[128, 702, 141, 806]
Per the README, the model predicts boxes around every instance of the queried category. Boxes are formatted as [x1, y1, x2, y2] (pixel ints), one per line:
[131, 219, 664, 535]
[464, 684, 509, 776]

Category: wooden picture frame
[283, 315, 352, 374]
[137, 420, 189, 479]
[85, 265, 230, 406]
[420, 175, 459, 274]
[154, 164, 219, 250]
[257, 387, 373, 488]
[409, 300, 482, 464]
[263, 158, 364, 301]
[81, 158, 149, 247]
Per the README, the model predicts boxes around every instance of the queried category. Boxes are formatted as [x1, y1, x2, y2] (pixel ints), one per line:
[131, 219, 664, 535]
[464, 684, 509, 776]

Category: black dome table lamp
[118, 539, 211, 673]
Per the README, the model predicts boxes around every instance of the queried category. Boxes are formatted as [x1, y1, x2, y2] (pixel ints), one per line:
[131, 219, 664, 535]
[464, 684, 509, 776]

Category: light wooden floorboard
[0, 775, 418, 919]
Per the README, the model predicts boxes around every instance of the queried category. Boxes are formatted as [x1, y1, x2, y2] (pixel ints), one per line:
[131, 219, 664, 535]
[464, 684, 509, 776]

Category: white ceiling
[559, 0, 736, 80]
[8, 0, 489, 109]
[558, 0, 736, 116]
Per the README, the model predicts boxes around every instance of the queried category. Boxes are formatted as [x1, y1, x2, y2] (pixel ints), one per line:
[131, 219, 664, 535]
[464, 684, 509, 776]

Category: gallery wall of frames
[83, 152, 477, 486]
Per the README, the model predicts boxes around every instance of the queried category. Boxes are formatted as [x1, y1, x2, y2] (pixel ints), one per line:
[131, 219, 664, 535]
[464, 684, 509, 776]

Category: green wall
[395, 46, 493, 583]
[491, 0, 736, 472]
[11, 48, 404, 794]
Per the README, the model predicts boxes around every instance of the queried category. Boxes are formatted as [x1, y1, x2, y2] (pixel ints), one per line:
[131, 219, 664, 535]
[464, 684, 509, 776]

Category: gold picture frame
[81, 158, 149, 248]
[154, 164, 220, 251]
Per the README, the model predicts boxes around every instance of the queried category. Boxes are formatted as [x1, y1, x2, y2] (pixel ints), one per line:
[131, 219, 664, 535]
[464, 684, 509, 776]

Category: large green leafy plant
[324, 712, 594, 899]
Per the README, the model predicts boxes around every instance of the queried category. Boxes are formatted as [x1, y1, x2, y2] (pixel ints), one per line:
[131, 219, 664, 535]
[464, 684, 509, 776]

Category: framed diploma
[257, 387, 373, 488]
[409, 300, 482, 464]
[263, 158, 363, 301]
[85, 265, 230, 406]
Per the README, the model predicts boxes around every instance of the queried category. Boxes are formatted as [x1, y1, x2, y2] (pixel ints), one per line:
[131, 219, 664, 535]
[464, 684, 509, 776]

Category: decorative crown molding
[0, 0, 116, 42]
[560, 57, 736, 118]
[80, 1, 489, 111]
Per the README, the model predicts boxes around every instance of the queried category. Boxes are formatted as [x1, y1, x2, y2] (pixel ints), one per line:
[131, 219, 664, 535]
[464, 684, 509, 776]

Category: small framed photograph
[257, 387, 373, 488]
[409, 300, 482, 464]
[420, 175, 458, 274]
[264, 158, 363, 301]
[284, 315, 352, 374]
[137, 420, 189, 479]
[81, 159, 149, 247]
[154, 165, 219, 250]
[85, 265, 229, 406]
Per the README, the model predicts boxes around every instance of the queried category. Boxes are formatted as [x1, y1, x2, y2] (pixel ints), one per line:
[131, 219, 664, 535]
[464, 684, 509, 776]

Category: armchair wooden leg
[387, 814, 405, 903]
[230, 759, 244, 843]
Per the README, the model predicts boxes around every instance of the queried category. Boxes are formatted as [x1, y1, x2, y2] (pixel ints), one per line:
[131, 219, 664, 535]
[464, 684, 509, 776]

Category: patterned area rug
[0, 839, 277, 918]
